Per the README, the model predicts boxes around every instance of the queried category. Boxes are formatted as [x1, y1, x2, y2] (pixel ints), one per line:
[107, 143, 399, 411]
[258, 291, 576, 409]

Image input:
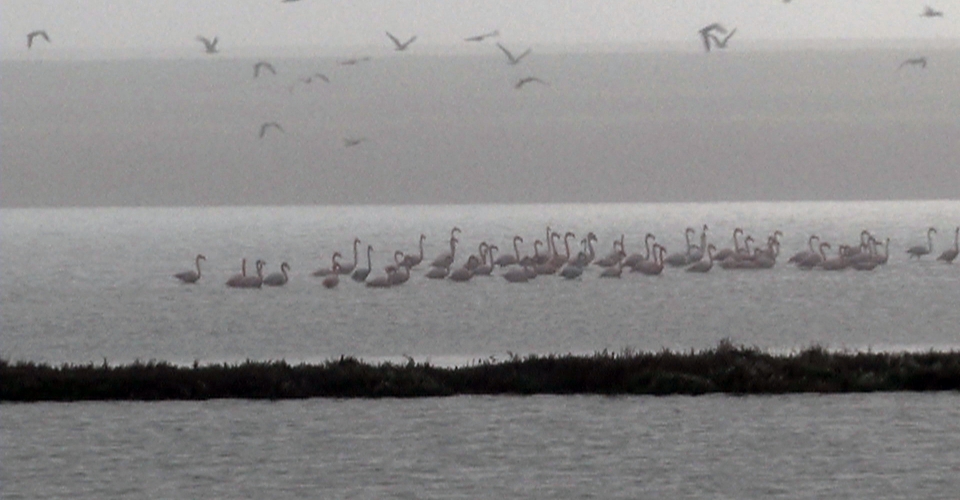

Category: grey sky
[3, 0, 959, 57]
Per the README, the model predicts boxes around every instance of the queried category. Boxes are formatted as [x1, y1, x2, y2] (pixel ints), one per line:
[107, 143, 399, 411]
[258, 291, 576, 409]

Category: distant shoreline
[4, 342, 959, 401]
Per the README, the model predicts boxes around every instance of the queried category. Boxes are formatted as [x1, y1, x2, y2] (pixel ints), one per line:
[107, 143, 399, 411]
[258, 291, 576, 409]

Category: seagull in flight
[303, 72, 329, 83]
[515, 77, 548, 89]
[26, 30, 50, 49]
[921, 5, 944, 17]
[196, 35, 218, 54]
[464, 30, 499, 42]
[339, 56, 371, 66]
[899, 57, 928, 69]
[259, 122, 284, 138]
[497, 43, 532, 65]
[707, 28, 737, 50]
[253, 61, 276, 78]
[343, 137, 366, 148]
[386, 32, 417, 51]
[698, 23, 727, 52]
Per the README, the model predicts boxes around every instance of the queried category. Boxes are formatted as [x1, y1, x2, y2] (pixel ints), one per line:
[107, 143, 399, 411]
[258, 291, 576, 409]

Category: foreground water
[2, 201, 959, 366]
[4, 394, 959, 499]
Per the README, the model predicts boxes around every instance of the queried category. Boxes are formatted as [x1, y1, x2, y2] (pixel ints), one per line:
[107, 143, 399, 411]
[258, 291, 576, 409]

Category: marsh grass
[3, 342, 960, 401]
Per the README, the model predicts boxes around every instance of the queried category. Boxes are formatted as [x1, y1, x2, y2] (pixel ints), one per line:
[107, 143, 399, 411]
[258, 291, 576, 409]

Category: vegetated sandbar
[3, 342, 960, 402]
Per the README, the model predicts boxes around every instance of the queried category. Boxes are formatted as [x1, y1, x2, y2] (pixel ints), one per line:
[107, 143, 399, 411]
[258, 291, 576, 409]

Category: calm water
[3, 201, 960, 498]
[4, 394, 960, 499]
[2, 201, 959, 366]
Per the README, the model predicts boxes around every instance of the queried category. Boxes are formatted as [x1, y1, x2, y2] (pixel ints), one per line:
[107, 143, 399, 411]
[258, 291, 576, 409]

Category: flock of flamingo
[174, 225, 960, 287]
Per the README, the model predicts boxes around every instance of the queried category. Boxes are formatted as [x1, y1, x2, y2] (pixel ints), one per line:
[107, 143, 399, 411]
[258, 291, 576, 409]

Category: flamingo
[338, 238, 361, 275]
[312, 251, 340, 277]
[622, 233, 655, 269]
[789, 235, 820, 264]
[322, 263, 341, 289]
[633, 244, 666, 276]
[503, 265, 531, 283]
[921, 5, 944, 17]
[907, 227, 937, 259]
[798, 243, 830, 269]
[685, 245, 717, 273]
[713, 228, 744, 262]
[473, 245, 497, 276]
[899, 57, 927, 70]
[365, 268, 395, 288]
[495, 236, 523, 267]
[425, 266, 449, 279]
[390, 254, 411, 285]
[937, 227, 959, 263]
[225, 258, 247, 287]
[232, 260, 265, 288]
[874, 238, 891, 265]
[352, 245, 374, 282]
[819, 244, 849, 271]
[174, 254, 206, 284]
[593, 234, 622, 267]
[560, 252, 589, 279]
[431, 227, 461, 268]
[401, 234, 426, 268]
[698, 23, 728, 52]
[664, 227, 697, 266]
[263, 262, 291, 286]
[448, 264, 474, 282]
[27, 30, 50, 49]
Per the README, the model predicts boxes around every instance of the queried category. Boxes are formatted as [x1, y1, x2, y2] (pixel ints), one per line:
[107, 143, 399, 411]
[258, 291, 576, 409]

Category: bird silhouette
[253, 61, 276, 78]
[899, 57, 927, 69]
[698, 23, 728, 52]
[515, 77, 548, 89]
[338, 57, 371, 66]
[707, 28, 737, 49]
[464, 30, 499, 42]
[921, 5, 944, 17]
[343, 137, 366, 147]
[196, 35, 218, 54]
[386, 32, 417, 51]
[259, 122, 284, 138]
[497, 43, 532, 65]
[26, 30, 50, 49]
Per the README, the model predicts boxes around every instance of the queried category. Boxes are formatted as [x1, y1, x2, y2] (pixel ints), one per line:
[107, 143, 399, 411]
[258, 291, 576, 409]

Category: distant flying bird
[497, 43, 532, 65]
[343, 137, 366, 148]
[253, 61, 276, 78]
[707, 28, 737, 49]
[26, 30, 50, 49]
[921, 5, 944, 17]
[386, 32, 417, 51]
[515, 77, 548, 89]
[338, 56, 371, 66]
[259, 122, 284, 138]
[698, 23, 728, 52]
[307, 72, 329, 83]
[464, 30, 499, 42]
[196, 35, 219, 54]
[899, 57, 928, 69]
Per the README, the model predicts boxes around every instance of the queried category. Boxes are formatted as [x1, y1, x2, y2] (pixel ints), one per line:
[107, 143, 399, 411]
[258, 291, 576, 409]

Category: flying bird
[343, 137, 366, 148]
[515, 77, 548, 89]
[259, 122, 284, 138]
[26, 30, 50, 49]
[253, 61, 276, 77]
[921, 5, 944, 17]
[196, 35, 218, 54]
[464, 30, 499, 42]
[698, 23, 728, 52]
[707, 28, 737, 49]
[899, 57, 927, 69]
[338, 56, 371, 66]
[386, 32, 417, 51]
[497, 43, 532, 65]
[307, 72, 329, 83]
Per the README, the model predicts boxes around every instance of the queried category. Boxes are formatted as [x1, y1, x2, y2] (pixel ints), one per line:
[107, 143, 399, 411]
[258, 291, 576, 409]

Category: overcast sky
[3, 0, 959, 57]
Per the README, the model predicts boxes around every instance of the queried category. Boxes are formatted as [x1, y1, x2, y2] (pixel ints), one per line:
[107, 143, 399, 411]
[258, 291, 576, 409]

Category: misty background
[2, 1, 959, 207]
